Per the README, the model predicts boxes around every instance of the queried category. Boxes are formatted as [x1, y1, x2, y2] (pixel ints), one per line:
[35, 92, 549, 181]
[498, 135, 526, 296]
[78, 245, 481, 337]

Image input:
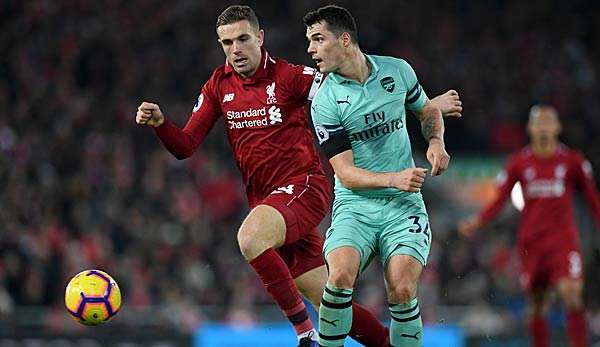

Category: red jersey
[154, 49, 325, 206]
[479, 144, 600, 250]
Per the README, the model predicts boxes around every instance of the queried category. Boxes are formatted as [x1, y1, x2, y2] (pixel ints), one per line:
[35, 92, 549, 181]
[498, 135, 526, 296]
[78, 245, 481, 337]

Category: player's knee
[388, 281, 417, 304]
[528, 292, 550, 316]
[558, 281, 583, 309]
[562, 295, 583, 310]
[237, 206, 286, 260]
[529, 301, 548, 316]
[306, 292, 322, 309]
[327, 267, 357, 289]
[237, 227, 270, 260]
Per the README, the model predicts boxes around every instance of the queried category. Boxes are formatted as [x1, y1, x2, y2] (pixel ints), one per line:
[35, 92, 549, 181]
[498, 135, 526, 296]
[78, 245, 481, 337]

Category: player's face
[217, 20, 264, 78]
[306, 21, 345, 73]
[527, 109, 561, 143]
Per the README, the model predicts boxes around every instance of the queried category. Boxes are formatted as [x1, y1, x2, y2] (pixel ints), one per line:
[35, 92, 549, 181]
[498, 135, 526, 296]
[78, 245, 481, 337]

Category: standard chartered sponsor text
[227, 107, 267, 119]
[229, 117, 271, 129]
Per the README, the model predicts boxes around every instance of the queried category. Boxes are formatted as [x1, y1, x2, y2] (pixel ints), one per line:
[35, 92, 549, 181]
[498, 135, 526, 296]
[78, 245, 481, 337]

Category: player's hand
[431, 90, 462, 118]
[427, 138, 450, 176]
[458, 217, 481, 238]
[388, 168, 428, 192]
[136, 102, 165, 127]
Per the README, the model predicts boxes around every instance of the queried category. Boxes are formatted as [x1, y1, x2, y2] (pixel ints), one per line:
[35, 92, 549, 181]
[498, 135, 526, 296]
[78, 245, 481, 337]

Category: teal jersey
[311, 54, 428, 200]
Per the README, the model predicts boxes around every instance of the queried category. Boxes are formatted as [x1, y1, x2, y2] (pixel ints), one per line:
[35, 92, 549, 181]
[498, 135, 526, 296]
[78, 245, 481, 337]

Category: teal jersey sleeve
[398, 59, 428, 112]
[311, 87, 339, 128]
[311, 85, 352, 158]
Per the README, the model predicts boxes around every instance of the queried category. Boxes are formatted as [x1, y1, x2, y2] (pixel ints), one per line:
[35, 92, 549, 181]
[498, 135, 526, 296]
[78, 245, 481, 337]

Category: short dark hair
[529, 104, 558, 120]
[303, 5, 358, 44]
[216, 5, 260, 30]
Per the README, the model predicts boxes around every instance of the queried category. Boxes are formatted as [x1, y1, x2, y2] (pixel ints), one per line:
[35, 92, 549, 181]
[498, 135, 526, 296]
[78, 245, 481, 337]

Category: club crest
[380, 76, 395, 93]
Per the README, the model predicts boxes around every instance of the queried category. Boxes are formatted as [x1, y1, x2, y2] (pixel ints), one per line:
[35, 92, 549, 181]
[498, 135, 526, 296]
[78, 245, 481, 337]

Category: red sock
[528, 315, 549, 347]
[567, 309, 587, 347]
[349, 303, 389, 347]
[249, 248, 313, 335]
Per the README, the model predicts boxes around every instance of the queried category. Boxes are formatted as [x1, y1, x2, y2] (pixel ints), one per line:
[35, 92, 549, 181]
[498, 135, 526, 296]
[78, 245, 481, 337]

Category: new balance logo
[303, 66, 316, 75]
[320, 318, 339, 327]
[223, 93, 235, 103]
[268, 106, 282, 124]
[271, 185, 294, 195]
[336, 96, 350, 105]
[401, 331, 421, 340]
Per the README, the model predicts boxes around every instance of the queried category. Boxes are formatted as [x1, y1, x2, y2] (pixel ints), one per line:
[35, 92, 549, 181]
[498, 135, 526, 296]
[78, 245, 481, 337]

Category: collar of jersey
[328, 54, 380, 85]
[224, 47, 275, 84]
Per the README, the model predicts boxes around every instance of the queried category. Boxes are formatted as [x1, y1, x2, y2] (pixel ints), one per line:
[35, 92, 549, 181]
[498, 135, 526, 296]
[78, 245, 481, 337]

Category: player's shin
[566, 309, 587, 347]
[319, 284, 353, 347]
[528, 315, 549, 347]
[349, 303, 389, 347]
[249, 248, 314, 335]
[389, 298, 422, 347]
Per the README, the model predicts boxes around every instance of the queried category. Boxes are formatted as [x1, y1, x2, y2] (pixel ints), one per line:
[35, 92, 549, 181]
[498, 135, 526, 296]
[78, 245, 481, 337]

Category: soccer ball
[64, 269, 121, 326]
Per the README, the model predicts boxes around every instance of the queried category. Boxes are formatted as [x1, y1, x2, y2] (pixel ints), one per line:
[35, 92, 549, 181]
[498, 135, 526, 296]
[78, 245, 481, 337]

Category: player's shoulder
[204, 64, 230, 88]
[270, 56, 310, 75]
[271, 56, 295, 70]
[311, 75, 337, 105]
[369, 54, 413, 71]
[557, 143, 577, 156]
[558, 144, 587, 163]
[507, 147, 533, 166]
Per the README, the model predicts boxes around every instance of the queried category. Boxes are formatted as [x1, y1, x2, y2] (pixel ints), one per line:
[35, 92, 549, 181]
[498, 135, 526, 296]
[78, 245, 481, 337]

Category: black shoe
[298, 331, 319, 347]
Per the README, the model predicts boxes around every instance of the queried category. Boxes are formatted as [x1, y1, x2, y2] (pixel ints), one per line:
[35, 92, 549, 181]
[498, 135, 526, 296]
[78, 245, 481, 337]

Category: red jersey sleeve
[286, 64, 324, 102]
[479, 154, 520, 225]
[572, 152, 600, 228]
[154, 75, 222, 159]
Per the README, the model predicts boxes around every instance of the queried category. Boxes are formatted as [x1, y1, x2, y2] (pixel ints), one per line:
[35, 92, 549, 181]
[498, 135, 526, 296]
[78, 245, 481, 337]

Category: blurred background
[1, 0, 600, 346]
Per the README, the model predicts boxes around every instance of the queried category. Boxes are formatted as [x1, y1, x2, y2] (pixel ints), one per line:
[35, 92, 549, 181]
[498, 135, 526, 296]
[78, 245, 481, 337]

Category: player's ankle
[298, 328, 318, 341]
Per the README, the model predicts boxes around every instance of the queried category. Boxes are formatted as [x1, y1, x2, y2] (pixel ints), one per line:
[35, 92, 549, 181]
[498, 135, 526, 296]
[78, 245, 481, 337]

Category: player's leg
[380, 198, 430, 347]
[384, 254, 423, 347]
[556, 278, 586, 347]
[237, 205, 315, 340]
[318, 246, 361, 347]
[316, 196, 379, 347]
[292, 234, 390, 347]
[520, 251, 551, 347]
[294, 264, 328, 309]
[527, 289, 551, 347]
[553, 250, 586, 347]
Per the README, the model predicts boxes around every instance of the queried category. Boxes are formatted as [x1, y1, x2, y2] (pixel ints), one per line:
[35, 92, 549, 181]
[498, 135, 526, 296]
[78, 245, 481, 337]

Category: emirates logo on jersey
[266, 82, 277, 104]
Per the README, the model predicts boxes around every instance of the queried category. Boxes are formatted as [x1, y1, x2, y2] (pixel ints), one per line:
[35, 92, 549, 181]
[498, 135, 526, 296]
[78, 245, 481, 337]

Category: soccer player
[459, 105, 600, 347]
[136, 5, 460, 346]
[305, 5, 451, 347]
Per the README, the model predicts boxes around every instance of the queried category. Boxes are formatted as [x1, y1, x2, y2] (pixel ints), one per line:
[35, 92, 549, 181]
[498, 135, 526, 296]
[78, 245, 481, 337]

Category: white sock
[298, 328, 318, 341]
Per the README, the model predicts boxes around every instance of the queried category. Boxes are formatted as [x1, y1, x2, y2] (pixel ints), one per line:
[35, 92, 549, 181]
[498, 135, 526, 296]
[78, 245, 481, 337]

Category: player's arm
[328, 149, 427, 192]
[288, 64, 325, 103]
[429, 90, 462, 118]
[412, 100, 450, 176]
[401, 60, 451, 176]
[459, 156, 520, 237]
[311, 97, 426, 192]
[136, 83, 221, 160]
[573, 153, 600, 228]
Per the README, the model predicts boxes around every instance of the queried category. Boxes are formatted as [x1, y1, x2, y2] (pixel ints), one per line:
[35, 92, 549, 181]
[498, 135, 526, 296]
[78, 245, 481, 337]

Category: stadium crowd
[1, 0, 599, 337]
